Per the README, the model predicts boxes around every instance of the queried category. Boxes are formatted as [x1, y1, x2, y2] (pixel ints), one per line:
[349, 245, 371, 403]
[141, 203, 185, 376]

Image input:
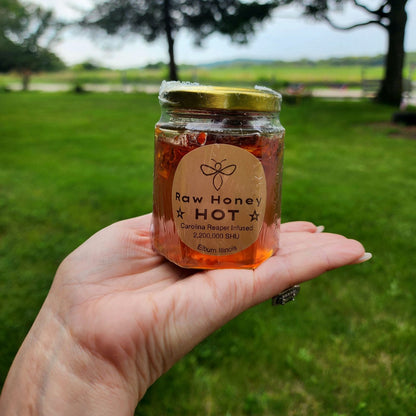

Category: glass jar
[152, 82, 285, 269]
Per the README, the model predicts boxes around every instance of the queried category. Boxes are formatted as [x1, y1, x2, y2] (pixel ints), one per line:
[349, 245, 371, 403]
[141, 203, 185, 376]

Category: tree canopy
[284, 0, 410, 106]
[82, 0, 278, 80]
[0, 0, 65, 88]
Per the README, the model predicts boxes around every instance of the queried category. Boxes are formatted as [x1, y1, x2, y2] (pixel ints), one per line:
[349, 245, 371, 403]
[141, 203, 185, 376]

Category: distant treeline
[281, 55, 386, 67]
[195, 56, 386, 69]
[70, 52, 416, 73]
[298, 52, 415, 68]
[191, 52, 416, 70]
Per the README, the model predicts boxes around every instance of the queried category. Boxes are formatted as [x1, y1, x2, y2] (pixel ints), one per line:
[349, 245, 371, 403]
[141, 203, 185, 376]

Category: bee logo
[200, 159, 237, 191]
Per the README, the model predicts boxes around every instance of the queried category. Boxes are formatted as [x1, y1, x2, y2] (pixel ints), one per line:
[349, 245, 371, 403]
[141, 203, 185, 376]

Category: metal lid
[159, 81, 281, 112]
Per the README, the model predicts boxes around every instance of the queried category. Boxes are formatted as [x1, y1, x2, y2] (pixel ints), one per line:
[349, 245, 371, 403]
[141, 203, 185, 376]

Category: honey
[152, 82, 285, 269]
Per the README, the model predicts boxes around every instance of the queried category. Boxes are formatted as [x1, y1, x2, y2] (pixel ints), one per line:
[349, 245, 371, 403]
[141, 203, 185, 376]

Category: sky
[30, 0, 416, 69]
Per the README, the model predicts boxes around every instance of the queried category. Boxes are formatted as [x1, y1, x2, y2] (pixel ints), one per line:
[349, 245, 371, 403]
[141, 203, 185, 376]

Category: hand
[0, 214, 369, 415]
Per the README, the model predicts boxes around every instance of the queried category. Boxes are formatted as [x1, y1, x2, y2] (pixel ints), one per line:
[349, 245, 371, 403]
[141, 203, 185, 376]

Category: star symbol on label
[176, 207, 185, 219]
[249, 210, 259, 222]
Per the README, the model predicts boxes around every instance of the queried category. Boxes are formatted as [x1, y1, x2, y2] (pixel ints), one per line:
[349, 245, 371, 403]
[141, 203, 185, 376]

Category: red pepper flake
[197, 132, 207, 145]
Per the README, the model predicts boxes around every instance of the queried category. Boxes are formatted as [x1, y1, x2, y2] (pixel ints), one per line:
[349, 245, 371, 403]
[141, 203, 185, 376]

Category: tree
[82, 0, 278, 81]
[284, 0, 410, 106]
[0, 0, 65, 90]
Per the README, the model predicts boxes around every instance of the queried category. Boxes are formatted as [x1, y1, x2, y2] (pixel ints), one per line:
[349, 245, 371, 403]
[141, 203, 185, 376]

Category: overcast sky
[30, 0, 416, 68]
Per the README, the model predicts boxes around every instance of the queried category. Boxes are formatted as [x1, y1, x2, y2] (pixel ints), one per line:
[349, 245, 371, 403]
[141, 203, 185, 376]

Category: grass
[1, 92, 415, 415]
[0, 63, 389, 90]
[190, 64, 384, 86]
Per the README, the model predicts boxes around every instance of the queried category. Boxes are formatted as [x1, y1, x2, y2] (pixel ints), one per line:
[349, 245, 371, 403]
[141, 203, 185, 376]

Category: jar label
[171, 144, 267, 256]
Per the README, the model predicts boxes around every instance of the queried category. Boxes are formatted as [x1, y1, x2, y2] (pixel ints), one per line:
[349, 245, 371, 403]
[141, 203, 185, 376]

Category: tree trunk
[376, 0, 407, 106]
[163, 0, 178, 81]
[21, 69, 31, 91]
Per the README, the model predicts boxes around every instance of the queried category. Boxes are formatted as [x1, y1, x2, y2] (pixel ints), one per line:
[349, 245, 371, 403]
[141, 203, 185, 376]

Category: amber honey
[152, 82, 285, 269]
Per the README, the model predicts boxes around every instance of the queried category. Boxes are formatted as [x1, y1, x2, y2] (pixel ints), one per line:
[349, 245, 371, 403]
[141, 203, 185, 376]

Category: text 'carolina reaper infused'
[152, 81, 285, 269]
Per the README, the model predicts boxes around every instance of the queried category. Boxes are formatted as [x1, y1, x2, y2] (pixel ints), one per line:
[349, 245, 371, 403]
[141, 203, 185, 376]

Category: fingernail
[315, 225, 325, 233]
[357, 252, 372, 263]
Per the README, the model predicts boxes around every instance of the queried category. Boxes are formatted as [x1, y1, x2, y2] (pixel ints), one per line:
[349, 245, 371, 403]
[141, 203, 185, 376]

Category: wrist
[0, 300, 138, 416]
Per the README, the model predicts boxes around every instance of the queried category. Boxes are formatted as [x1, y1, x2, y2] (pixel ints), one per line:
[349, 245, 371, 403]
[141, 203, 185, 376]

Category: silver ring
[272, 285, 300, 306]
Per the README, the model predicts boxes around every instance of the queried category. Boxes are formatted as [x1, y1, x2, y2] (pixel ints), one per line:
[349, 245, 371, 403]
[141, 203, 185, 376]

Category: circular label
[171, 144, 267, 256]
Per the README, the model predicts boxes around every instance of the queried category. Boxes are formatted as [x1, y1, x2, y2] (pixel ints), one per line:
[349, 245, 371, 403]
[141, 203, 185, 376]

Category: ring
[272, 285, 300, 306]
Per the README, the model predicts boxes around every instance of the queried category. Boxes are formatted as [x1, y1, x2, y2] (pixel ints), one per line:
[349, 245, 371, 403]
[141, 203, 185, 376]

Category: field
[2, 52, 416, 91]
[1, 92, 415, 415]
[0, 63, 387, 89]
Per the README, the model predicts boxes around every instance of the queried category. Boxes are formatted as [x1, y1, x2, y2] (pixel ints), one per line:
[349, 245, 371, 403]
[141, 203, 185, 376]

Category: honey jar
[152, 82, 285, 269]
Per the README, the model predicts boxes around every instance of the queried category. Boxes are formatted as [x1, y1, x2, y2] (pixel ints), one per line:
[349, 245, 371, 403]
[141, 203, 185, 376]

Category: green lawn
[1, 63, 387, 89]
[190, 64, 384, 86]
[1, 92, 415, 415]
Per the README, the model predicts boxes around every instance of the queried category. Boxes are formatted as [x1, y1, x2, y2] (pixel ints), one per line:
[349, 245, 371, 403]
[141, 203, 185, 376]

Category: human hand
[0, 214, 370, 415]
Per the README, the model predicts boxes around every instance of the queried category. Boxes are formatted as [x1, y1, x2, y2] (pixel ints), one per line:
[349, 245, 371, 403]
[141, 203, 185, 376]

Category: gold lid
[159, 81, 281, 112]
